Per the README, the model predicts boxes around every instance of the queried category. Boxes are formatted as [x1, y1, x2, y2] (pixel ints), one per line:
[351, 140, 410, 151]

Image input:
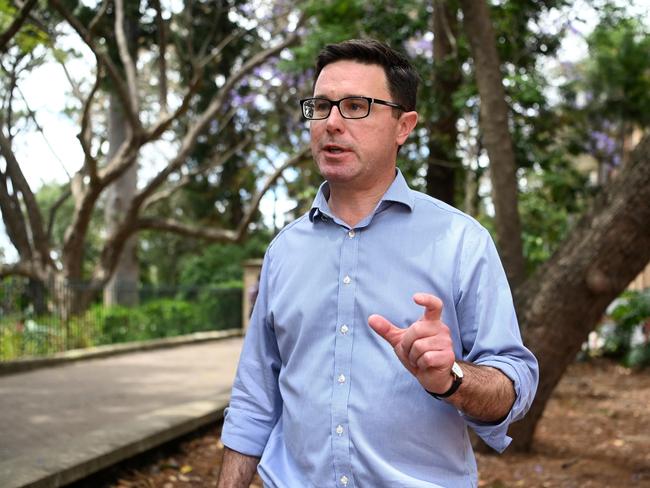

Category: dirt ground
[106, 359, 650, 488]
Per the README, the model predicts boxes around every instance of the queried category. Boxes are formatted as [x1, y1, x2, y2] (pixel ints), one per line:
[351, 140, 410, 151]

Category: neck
[327, 175, 395, 228]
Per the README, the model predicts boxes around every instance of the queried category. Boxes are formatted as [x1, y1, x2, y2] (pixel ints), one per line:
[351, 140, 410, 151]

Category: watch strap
[426, 362, 463, 399]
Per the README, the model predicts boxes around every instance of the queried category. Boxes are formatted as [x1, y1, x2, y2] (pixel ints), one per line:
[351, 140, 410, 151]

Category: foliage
[584, 6, 650, 129]
[602, 290, 650, 368]
[178, 232, 270, 286]
[0, 0, 50, 54]
[519, 155, 593, 270]
[0, 286, 243, 360]
[559, 4, 650, 180]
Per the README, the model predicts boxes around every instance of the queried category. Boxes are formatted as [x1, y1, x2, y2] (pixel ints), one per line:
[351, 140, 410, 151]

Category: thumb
[368, 314, 404, 348]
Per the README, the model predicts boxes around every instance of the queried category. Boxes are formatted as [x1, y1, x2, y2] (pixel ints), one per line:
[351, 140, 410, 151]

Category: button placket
[331, 227, 359, 487]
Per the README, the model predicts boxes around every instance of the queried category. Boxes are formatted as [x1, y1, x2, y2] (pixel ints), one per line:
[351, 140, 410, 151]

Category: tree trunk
[426, 0, 461, 205]
[104, 92, 139, 307]
[459, 0, 526, 288]
[508, 134, 650, 451]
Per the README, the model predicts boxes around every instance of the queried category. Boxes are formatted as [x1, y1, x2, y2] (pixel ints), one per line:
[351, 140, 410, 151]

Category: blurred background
[0, 0, 649, 486]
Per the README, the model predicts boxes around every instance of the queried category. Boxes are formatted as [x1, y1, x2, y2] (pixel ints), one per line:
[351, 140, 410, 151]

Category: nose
[325, 104, 345, 133]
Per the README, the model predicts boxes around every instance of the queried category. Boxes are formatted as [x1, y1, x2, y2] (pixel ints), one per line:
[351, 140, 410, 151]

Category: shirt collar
[309, 168, 415, 222]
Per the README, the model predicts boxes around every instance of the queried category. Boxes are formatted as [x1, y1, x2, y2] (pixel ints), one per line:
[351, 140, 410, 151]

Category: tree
[425, 0, 462, 205]
[510, 133, 650, 450]
[458, 0, 526, 288]
[452, 0, 650, 451]
[0, 0, 309, 316]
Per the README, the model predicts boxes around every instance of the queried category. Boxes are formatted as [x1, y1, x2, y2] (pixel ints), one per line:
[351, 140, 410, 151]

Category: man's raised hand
[368, 293, 456, 395]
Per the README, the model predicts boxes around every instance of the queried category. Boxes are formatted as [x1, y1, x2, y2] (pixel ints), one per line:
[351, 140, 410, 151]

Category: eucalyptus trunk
[458, 0, 526, 288]
[507, 134, 650, 451]
[426, 0, 462, 205]
[103, 93, 139, 307]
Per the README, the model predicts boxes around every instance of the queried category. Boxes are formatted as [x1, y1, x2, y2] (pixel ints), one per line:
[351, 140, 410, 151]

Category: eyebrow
[311, 94, 366, 99]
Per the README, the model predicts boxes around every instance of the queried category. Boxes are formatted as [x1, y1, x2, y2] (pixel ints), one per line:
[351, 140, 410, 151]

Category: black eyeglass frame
[299, 96, 406, 120]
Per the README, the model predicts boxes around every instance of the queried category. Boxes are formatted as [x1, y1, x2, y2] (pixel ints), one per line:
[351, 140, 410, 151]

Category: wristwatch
[427, 361, 464, 399]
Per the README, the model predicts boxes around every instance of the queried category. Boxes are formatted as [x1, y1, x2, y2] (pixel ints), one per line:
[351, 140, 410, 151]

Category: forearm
[446, 362, 515, 422]
[217, 447, 259, 488]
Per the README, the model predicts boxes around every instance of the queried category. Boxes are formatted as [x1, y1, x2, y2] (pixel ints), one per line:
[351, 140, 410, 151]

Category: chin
[318, 165, 356, 183]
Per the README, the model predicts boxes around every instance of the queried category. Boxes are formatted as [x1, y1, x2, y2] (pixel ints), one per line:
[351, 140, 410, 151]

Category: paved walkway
[0, 337, 244, 488]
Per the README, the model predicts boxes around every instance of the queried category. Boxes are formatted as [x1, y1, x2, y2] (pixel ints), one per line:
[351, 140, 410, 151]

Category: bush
[90, 286, 243, 345]
[603, 290, 650, 368]
[0, 284, 244, 360]
[89, 305, 147, 344]
[195, 283, 243, 331]
[140, 299, 201, 337]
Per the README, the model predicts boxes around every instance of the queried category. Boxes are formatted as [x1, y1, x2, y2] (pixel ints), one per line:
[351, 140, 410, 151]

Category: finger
[368, 314, 404, 348]
[413, 293, 443, 322]
[406, 335, 452, 368]
[415, 349, 455, 372]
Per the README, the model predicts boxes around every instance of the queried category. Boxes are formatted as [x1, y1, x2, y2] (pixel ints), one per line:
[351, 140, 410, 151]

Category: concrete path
[0, 337, 244, 488]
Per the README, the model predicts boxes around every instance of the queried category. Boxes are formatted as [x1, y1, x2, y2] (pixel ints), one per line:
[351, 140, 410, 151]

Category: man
[218, 39, 538, 488]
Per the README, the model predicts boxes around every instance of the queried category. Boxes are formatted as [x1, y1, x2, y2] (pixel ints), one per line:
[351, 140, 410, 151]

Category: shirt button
[340, 475, 349, 486]
[343, 275, 351, 284]
[338, 374, 346, 384]
[348, 230, 356, 238]
[336, 425, 344, 435]
[340, 324, 349, 335]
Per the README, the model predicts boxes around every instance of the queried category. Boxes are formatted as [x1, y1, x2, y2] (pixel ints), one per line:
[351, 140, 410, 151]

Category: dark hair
[314, 39, 419, 112]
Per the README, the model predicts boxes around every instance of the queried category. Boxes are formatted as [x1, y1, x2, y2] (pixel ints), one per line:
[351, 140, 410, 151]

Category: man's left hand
[368, 293, 456, 395]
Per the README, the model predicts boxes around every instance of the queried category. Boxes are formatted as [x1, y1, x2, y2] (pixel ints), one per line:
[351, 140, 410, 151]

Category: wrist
[426, 361, 464, 399]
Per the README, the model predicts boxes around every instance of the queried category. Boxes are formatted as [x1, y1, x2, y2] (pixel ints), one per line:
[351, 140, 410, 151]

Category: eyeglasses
[300, 96, 405, 120]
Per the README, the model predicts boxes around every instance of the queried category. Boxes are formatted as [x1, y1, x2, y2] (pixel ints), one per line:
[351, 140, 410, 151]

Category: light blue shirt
[222, 170, 538, 488]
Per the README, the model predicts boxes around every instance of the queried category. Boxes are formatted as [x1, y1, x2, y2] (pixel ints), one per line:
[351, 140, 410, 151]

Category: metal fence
[0, 279, 242, 361]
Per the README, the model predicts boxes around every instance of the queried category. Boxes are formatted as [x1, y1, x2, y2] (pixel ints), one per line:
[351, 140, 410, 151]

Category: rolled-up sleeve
[455, 226, 539, 452]
[221, 252, 282, 456]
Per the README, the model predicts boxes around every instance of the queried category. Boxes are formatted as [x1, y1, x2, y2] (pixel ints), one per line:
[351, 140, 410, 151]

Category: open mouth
[323, 144, 348, 155]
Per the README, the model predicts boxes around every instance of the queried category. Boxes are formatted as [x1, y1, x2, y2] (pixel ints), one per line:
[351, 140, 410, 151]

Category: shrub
[603, 290, 650, 368]
[195, 283, 243, 331]
[0, 283, 244, 360]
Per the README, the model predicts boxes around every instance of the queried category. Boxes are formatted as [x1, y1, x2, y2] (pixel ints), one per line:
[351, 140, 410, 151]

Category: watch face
[451, 361, 464, 379]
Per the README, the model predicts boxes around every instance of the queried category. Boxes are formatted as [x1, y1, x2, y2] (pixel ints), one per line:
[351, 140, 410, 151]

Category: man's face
[309, 60, 416, 192]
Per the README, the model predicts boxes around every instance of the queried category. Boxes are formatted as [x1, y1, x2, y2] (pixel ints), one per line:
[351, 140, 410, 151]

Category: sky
[1, 0, 648, 263]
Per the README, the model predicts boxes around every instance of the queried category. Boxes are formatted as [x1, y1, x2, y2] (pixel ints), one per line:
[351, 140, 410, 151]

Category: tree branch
[78, 66, 103, 180]
[0, 261, 40, 280]
[47, 188, 72, 242]
[151, 0, 168, 114]
[88, 0, 109, 35]
[135, 19, 305, 211]
[0, 128, 52, 267]
[196, 29, 244, 72]
[0, 165, 32, 259]
[15, 85, 70, 179]
[114, 0, 139, 114]
[48, 0, 140, 132]
[135, 146, 309, 244]
[236, 146, 310, 235]
[0, 0, 39, 53]
[137, 218, 239, 242]
[143, 72, 201, 143]
[143, 132, 251, 210]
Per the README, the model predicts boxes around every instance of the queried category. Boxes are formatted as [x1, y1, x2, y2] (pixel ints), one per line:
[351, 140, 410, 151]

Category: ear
[395, 111, 418, 146]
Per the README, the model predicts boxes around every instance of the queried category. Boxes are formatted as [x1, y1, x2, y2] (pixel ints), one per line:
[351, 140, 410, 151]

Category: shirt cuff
[461, 359, 525, 453]
[221, 406, 274, 457]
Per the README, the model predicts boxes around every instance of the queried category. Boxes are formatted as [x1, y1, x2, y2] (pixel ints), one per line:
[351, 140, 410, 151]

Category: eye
[314, 100, 330, 112]
[342, 98, 367, 115]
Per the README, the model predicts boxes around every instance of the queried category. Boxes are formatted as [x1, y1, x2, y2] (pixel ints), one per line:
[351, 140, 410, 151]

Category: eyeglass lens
[303, 97, 370, 119]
